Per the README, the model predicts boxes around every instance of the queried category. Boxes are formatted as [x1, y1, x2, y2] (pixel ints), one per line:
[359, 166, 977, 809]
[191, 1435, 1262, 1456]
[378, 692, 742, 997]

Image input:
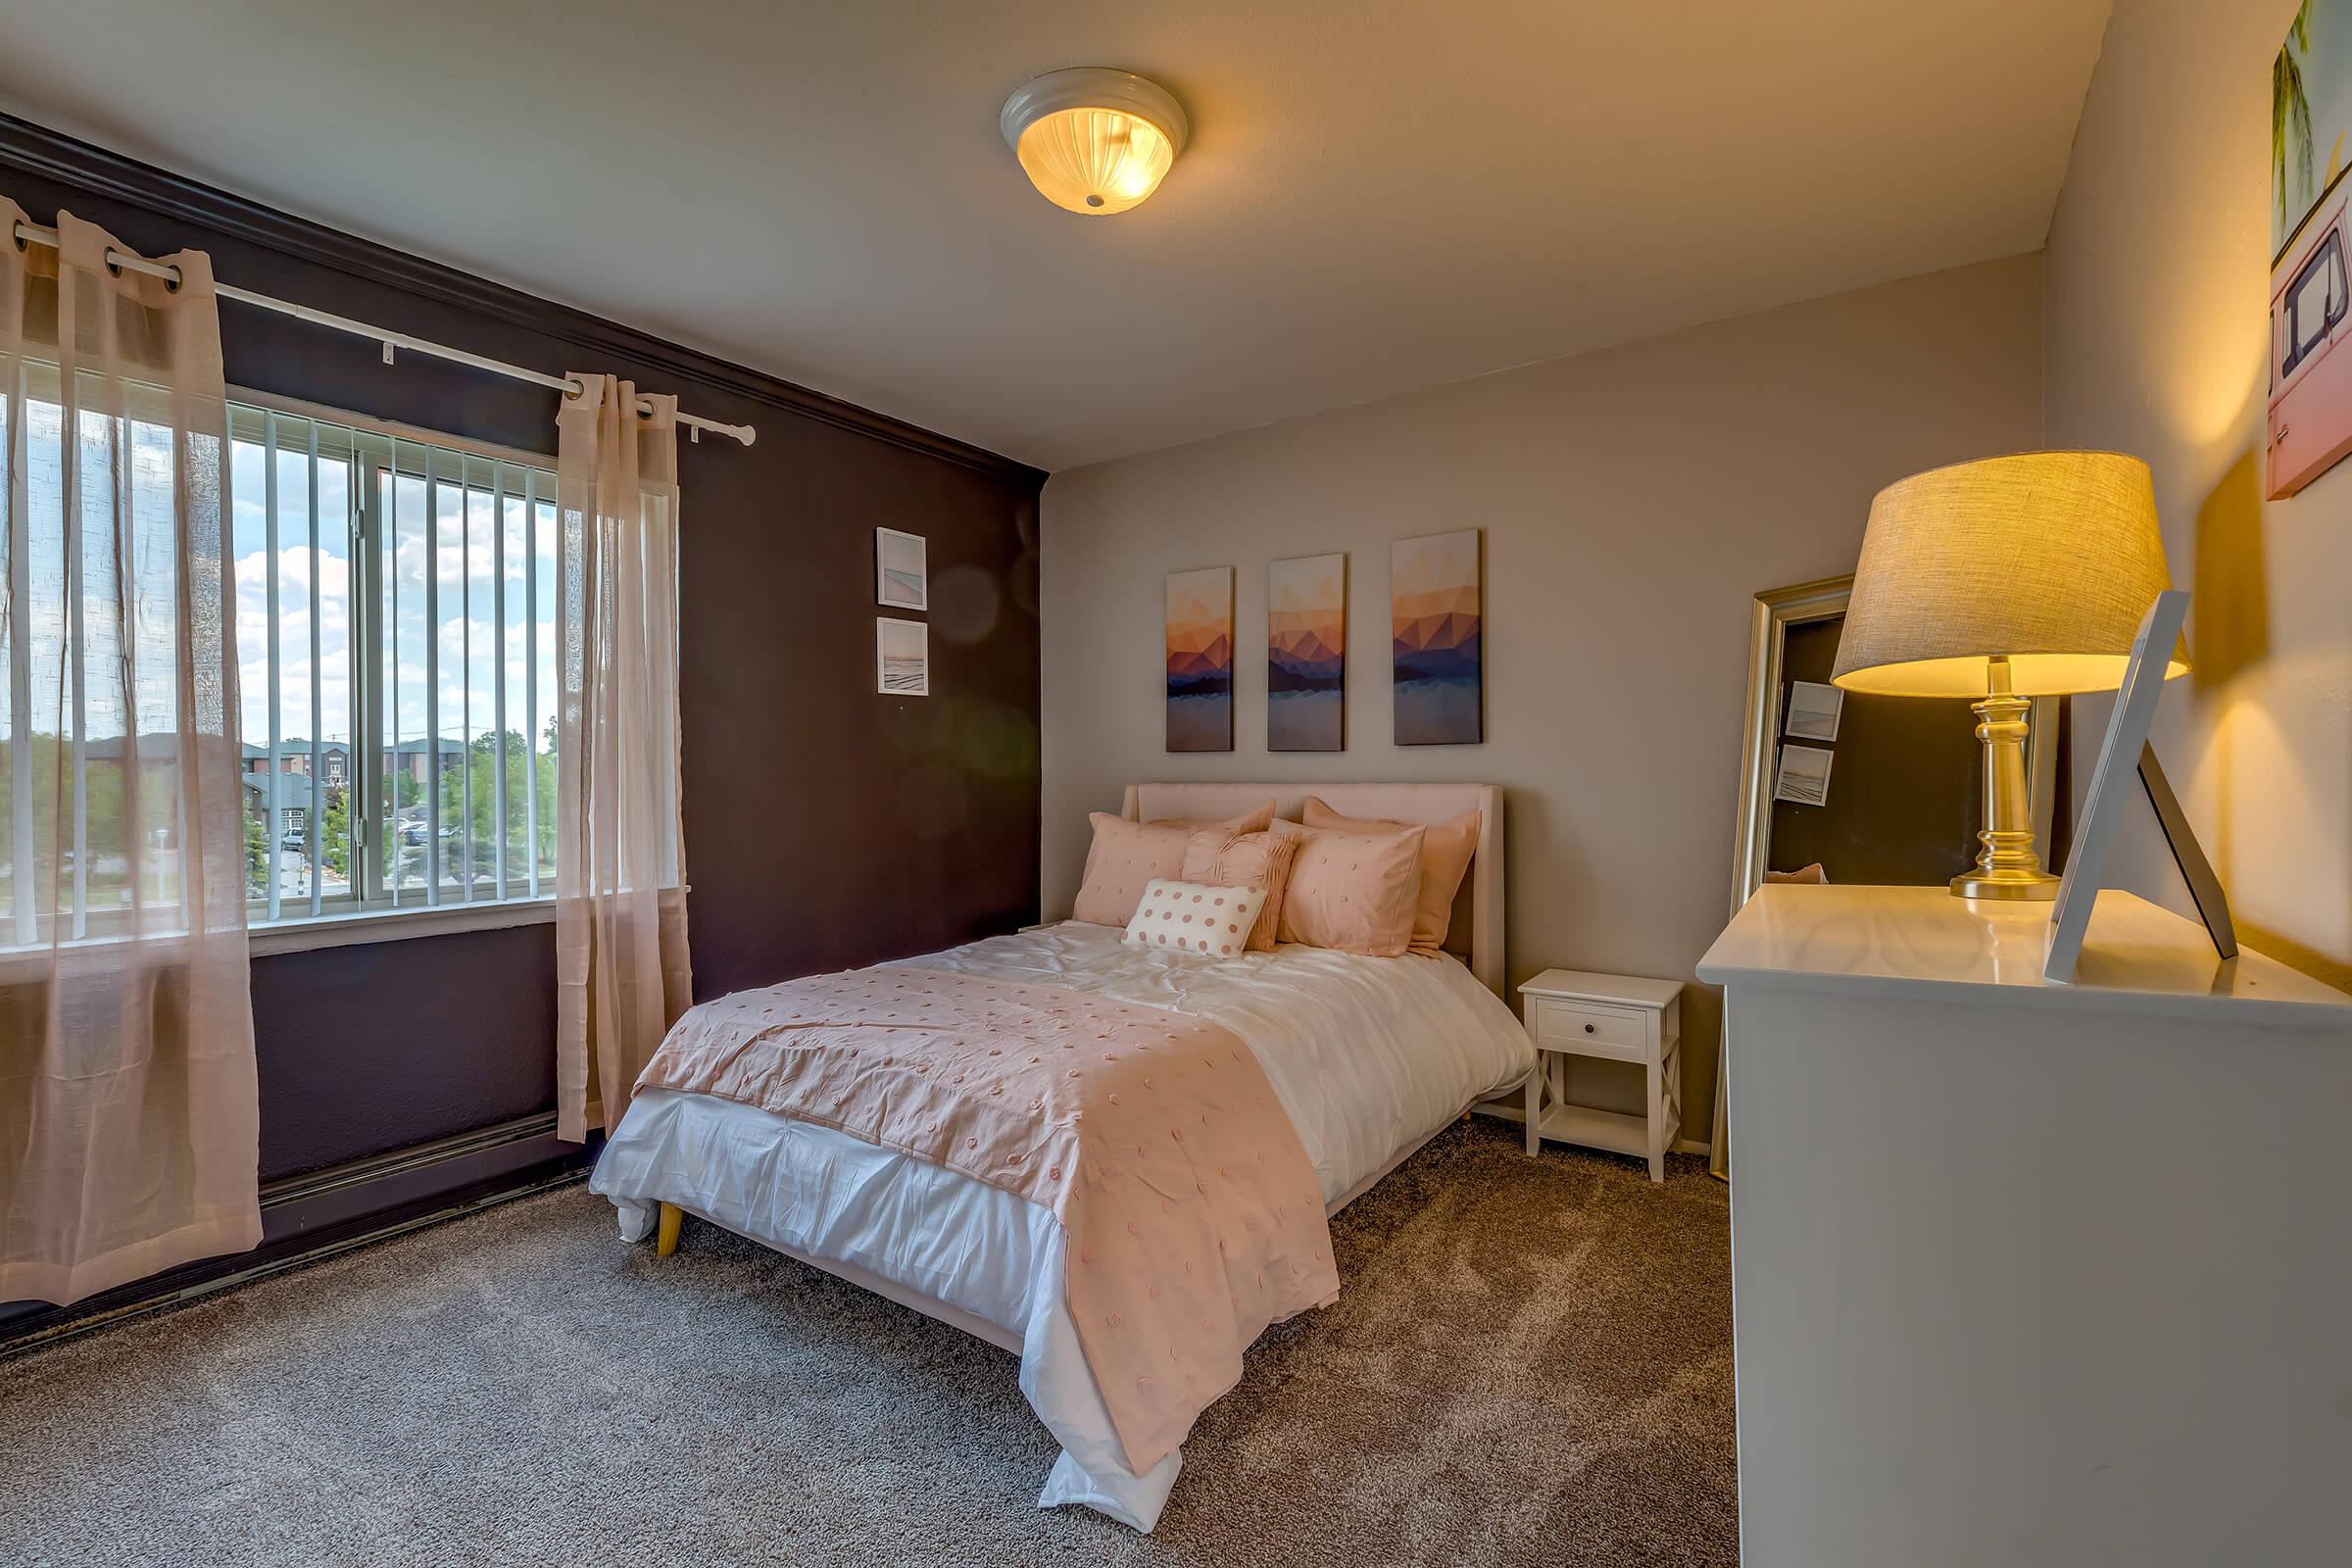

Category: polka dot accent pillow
[1121, 878, 1266, 960]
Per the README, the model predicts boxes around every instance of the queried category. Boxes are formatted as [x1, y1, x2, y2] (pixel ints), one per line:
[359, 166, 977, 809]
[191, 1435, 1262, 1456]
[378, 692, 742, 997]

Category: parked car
[279, 833, 308, 855]
[2269, 175, 2352, 498]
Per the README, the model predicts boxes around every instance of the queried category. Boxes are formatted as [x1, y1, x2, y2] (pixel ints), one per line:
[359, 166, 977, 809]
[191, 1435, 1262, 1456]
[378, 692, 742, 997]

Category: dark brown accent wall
[0, 115, 1042, 1329]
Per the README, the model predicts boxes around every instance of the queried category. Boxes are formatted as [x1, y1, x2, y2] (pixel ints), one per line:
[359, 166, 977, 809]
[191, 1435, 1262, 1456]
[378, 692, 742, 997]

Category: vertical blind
[6, 393, 565, 948]
[226, 404, 562, 925]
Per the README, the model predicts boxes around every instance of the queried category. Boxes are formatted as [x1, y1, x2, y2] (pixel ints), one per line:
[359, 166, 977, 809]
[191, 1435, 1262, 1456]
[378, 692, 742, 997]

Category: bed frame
[655, 782, 1511, 1314]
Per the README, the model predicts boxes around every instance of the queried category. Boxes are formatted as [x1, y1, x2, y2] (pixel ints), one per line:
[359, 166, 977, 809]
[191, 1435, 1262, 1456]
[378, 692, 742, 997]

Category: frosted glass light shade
[1832, 451, 2190, 698]
[1001, 68, 1189, 216]
[1015, 109, 1173, 215]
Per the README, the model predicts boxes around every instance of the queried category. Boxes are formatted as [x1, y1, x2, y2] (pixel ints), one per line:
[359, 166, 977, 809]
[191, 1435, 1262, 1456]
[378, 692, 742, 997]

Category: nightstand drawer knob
[1584, 1022, 1595, 1034]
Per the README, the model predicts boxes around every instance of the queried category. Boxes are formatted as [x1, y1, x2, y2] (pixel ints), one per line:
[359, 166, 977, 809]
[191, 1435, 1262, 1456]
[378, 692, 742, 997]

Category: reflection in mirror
[1713, 576, 2064, 1178]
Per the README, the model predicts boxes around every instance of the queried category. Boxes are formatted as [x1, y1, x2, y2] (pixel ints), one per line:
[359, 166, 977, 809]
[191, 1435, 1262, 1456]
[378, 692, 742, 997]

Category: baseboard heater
[258, 1112, 563, 1209]
[2, 1113, 594, 1357]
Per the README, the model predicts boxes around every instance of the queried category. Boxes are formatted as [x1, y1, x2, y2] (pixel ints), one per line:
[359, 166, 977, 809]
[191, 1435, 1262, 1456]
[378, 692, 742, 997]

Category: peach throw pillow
[1149, 799, 1276, 836]
[1181, 828, 1301, 951]
[1072, 812, 1193, 926]
[1269, 820, 1425, 957]
[1301, 799, 1479, 956]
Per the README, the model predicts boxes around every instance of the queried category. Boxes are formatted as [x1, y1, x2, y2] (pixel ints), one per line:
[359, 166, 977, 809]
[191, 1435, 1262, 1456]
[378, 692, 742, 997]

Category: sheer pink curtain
[555, 374, 692, 1141]
[0, 205, 260, 1305]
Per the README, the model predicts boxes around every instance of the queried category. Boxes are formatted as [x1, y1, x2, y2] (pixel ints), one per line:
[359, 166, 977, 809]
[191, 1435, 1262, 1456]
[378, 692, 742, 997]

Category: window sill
[247, 898, 557, 957]
[0, 899, 558, 977]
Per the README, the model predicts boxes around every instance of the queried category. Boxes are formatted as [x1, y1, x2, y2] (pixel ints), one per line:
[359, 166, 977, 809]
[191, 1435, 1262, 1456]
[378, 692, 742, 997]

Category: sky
[227, 426, 559, 759]
[0, 401, 558, 776]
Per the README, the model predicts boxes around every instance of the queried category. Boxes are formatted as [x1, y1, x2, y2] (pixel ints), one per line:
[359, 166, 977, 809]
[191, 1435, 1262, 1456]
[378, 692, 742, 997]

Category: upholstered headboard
[1120, 782, 1505, 998]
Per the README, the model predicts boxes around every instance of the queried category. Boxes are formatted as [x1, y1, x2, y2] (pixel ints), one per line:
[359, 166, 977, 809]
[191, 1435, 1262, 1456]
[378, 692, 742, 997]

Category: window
[228, 400, 560, 930]
[2281, 228, 2348, 380]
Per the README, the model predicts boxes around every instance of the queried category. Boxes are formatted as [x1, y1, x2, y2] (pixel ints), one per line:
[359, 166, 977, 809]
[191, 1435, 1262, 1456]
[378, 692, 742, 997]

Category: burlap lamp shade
[1833, 452, 2188, 698]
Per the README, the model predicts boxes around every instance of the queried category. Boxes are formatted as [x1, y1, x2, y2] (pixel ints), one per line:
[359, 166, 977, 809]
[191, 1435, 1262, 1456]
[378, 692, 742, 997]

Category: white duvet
[588, 921, 1533, 1531]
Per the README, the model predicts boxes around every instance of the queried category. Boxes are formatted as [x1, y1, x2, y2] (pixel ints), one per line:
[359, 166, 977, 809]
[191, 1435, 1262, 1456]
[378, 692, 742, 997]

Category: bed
[587, 782, 1532, 1530]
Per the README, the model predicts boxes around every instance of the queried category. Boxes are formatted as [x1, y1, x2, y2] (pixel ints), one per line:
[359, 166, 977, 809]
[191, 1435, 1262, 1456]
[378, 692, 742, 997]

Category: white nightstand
[1513, 969, 1684, 1182]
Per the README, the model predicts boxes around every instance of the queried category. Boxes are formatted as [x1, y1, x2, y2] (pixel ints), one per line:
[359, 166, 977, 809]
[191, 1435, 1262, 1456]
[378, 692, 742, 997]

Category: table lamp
[1831, 452, 2188, 901]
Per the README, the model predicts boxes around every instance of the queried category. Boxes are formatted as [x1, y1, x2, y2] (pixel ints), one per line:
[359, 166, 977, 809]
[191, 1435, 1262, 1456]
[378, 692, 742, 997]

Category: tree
[413, 730, 561, 882]
[2278, 2, 2316, 225]
[322, 785, 351, 878]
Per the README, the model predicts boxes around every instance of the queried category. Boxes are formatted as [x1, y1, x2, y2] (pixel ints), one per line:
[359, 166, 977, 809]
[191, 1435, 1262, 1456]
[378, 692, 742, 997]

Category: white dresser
[1699, 885, 2352, 1567]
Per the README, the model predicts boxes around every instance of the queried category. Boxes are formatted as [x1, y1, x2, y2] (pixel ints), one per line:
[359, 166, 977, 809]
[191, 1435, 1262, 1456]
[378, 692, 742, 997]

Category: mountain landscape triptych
[1164, 528, 1481, 753]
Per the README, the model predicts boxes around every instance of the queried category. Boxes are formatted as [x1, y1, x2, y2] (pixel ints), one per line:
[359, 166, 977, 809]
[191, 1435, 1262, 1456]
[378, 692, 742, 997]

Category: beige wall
[1041, 255, 2044, 1139]
[2044, 0, 2352, 990]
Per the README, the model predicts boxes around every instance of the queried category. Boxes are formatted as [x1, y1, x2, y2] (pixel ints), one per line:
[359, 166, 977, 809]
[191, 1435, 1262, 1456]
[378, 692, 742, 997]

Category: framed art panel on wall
[1267, 552, 1346, 751]
[1166, 565, 1234, 752]
[1392, 528, 1482, 745]
[2270, 4, 2352, 497]
[877, 615, 929, 696]
[876, 526, 927, 610]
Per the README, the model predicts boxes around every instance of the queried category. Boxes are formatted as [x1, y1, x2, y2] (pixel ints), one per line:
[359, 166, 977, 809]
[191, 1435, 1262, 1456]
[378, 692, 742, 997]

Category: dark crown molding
[0, 111, 1046, 490]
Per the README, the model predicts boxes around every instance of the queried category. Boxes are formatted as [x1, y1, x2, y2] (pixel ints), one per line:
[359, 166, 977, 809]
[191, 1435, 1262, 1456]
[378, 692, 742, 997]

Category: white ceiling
[0, 1, 2112, 471]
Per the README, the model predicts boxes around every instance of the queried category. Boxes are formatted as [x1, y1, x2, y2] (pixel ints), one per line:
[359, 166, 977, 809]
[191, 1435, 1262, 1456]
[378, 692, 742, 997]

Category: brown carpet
[0, 1117, 1735, 1567]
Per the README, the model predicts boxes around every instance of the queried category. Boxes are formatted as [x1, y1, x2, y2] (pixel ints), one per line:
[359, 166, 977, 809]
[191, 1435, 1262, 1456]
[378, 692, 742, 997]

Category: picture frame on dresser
[2043, 590, 2234, 983]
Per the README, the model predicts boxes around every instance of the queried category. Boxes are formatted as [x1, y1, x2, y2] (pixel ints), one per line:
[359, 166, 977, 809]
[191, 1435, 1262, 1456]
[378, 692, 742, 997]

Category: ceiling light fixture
[1000, 68, 1189, 216]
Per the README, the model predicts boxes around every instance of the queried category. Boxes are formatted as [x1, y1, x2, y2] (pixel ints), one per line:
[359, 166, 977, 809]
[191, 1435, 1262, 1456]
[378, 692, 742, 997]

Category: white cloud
[229, 483, 558, 752]
[234, 544, 353, 748]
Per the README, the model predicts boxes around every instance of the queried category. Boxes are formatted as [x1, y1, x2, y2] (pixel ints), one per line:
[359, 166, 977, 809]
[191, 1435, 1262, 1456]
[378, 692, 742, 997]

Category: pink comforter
[637, 963, 1341, 1472]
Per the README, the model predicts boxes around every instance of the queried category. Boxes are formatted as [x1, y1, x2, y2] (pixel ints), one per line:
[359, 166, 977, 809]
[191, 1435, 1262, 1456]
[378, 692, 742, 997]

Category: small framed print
[1773, 743, 1833, 807]
[877, 615, 929, 696]
[876, 527, 927, 611]
[1784, 679, 1844, 742]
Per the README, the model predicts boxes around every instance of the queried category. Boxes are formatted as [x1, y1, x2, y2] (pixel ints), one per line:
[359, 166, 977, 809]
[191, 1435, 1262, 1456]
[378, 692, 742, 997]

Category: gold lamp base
[1952, 656, 2058, 903]
[1951, 864, 2061, 901]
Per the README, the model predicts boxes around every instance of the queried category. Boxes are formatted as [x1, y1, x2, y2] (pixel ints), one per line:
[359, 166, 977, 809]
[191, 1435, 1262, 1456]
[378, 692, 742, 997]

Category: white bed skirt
[591, 1088, 1183, 1530]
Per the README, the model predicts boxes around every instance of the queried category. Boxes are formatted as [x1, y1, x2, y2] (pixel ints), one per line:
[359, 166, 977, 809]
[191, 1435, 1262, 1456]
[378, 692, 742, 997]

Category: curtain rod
[9, 218, 756, 447]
